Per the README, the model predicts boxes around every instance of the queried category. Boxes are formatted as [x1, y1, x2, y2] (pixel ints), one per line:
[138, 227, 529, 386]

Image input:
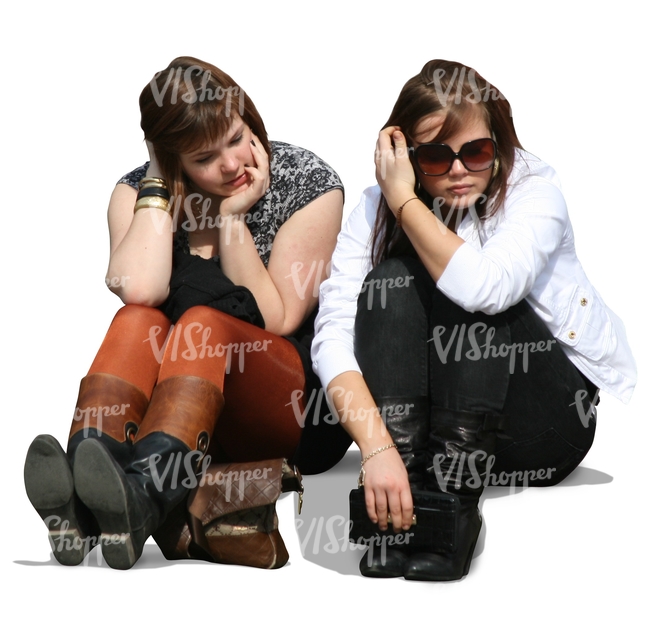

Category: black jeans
[354, 257, 598, 486]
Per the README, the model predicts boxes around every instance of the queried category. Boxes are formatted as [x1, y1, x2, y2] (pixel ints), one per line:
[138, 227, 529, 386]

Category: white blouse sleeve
[311, 186, 379, 389]
[437, 176, 569, 314]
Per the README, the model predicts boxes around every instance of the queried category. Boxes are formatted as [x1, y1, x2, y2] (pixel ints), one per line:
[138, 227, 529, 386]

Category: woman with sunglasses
[312, 59, 636, 580]
[23, 56, 347, 569]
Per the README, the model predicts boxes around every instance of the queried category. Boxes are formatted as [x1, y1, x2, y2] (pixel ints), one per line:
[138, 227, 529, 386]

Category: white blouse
[312, 150, 636, 404]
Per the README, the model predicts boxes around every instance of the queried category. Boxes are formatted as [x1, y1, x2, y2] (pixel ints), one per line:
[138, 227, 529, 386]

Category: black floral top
[117, 141, 343, 266]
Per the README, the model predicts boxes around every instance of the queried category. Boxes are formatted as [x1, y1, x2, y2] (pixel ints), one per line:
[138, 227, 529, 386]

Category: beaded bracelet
[396, 197, 419, 228]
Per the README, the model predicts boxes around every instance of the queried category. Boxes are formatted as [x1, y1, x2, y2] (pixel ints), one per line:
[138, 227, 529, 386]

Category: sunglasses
[408, 138, 497, 176]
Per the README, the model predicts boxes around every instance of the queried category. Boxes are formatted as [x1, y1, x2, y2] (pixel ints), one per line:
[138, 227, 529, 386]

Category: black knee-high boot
[73, 375, 224, 570]
[404, 407, 507, 581]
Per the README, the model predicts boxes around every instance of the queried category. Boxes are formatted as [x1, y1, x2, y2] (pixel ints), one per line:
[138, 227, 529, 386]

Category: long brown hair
[371, 59, 522, 266]
[139, 56, 271, 218]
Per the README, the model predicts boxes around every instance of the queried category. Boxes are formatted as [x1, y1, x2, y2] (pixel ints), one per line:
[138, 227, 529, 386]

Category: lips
[448, 184, 472, 196]
[225, 172, 248, 188]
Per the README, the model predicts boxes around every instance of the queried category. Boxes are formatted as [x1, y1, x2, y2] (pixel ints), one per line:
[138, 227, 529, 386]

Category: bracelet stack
[358, 443, 398, 487]
[134, 177, 171, 214]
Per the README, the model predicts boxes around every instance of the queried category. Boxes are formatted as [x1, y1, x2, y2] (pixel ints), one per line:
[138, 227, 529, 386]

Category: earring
[491, 158, 500, 179]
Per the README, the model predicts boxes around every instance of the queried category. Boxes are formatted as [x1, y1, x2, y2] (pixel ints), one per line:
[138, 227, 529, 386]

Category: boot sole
[73, 440, 140, 570]
[24, 435, 94, 566]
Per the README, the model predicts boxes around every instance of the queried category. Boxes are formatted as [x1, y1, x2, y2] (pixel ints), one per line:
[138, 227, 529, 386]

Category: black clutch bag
[348, 488, 459, 551]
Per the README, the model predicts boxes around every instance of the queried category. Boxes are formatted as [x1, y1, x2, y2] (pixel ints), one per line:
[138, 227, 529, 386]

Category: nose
[220, 153, 239, 174]
[448, 157, 468, 177]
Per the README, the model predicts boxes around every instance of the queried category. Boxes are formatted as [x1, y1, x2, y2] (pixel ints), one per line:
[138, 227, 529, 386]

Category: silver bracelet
[358, 443, 397, 487]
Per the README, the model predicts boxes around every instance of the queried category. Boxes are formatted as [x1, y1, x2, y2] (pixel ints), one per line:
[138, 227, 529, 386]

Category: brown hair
[370, 59, 522, 266]
[139, 56, 271, 216]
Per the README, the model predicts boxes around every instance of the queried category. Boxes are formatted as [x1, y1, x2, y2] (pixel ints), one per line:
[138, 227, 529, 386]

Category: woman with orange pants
[24, 56, 350, 569]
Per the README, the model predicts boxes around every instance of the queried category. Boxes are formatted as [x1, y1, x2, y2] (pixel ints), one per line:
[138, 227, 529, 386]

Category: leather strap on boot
[135, 375, 225, 453]
[69, 373, 149, 443]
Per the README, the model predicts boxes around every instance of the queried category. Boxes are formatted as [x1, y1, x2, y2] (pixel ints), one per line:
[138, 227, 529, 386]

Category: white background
[2, 1, 647, 616]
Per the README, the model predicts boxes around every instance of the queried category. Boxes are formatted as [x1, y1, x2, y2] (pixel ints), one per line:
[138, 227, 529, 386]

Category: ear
[491, 157, 500, 179]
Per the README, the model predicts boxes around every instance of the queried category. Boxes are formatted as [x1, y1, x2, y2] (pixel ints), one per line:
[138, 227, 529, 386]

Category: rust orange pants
[72, 304, 306, 462]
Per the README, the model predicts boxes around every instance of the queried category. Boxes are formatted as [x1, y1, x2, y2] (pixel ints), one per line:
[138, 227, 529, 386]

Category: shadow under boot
[359, 396, 428, 579]
[74, 375, 224, 570]
[404, 407, 507, 581]
[23, 373, 149, 565]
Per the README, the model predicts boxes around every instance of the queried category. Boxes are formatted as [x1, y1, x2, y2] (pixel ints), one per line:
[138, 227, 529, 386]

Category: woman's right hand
[326, 372, 414, 532]
[375, 126, 417, 212]
[361, 445, 414, 533]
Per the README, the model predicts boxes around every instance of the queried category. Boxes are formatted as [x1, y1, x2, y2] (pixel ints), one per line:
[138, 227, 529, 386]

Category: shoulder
[507, 149, 564, 193]
[116, 162, 150, 190]
[262, 141, 343, 224]
[333, 185, 381, 263]
[347, 185, 382, 229]
[269, 141, 343, 193]
[503, 150, 568, 218]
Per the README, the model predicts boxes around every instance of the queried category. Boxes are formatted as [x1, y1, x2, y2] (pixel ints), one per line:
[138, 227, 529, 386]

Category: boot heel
[99, 533, 137, 570]
[24, 434, 98, 566]
[74, 439, 150, 570]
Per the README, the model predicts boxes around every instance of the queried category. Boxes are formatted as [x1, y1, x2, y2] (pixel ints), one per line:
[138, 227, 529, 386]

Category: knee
[357, 258, 421, 313]
[365, 256, 422, 283]
[176, 305, 268, 343]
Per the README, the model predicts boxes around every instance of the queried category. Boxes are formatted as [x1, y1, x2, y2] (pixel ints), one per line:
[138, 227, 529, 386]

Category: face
[179, 117, 254, 197]
[411, 113, 493, 213]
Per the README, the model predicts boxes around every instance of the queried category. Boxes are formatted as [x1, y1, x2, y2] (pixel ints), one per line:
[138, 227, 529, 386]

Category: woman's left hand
[375, 126, 417, 212]
[219, 134, 270, 218]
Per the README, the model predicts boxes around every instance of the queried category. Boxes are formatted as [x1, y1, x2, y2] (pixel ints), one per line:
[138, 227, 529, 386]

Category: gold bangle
[396, 197, 419, 228]
[139, 176, 168, 189]
[134, 196, 171, 214]
[358, 443, 398, 487]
